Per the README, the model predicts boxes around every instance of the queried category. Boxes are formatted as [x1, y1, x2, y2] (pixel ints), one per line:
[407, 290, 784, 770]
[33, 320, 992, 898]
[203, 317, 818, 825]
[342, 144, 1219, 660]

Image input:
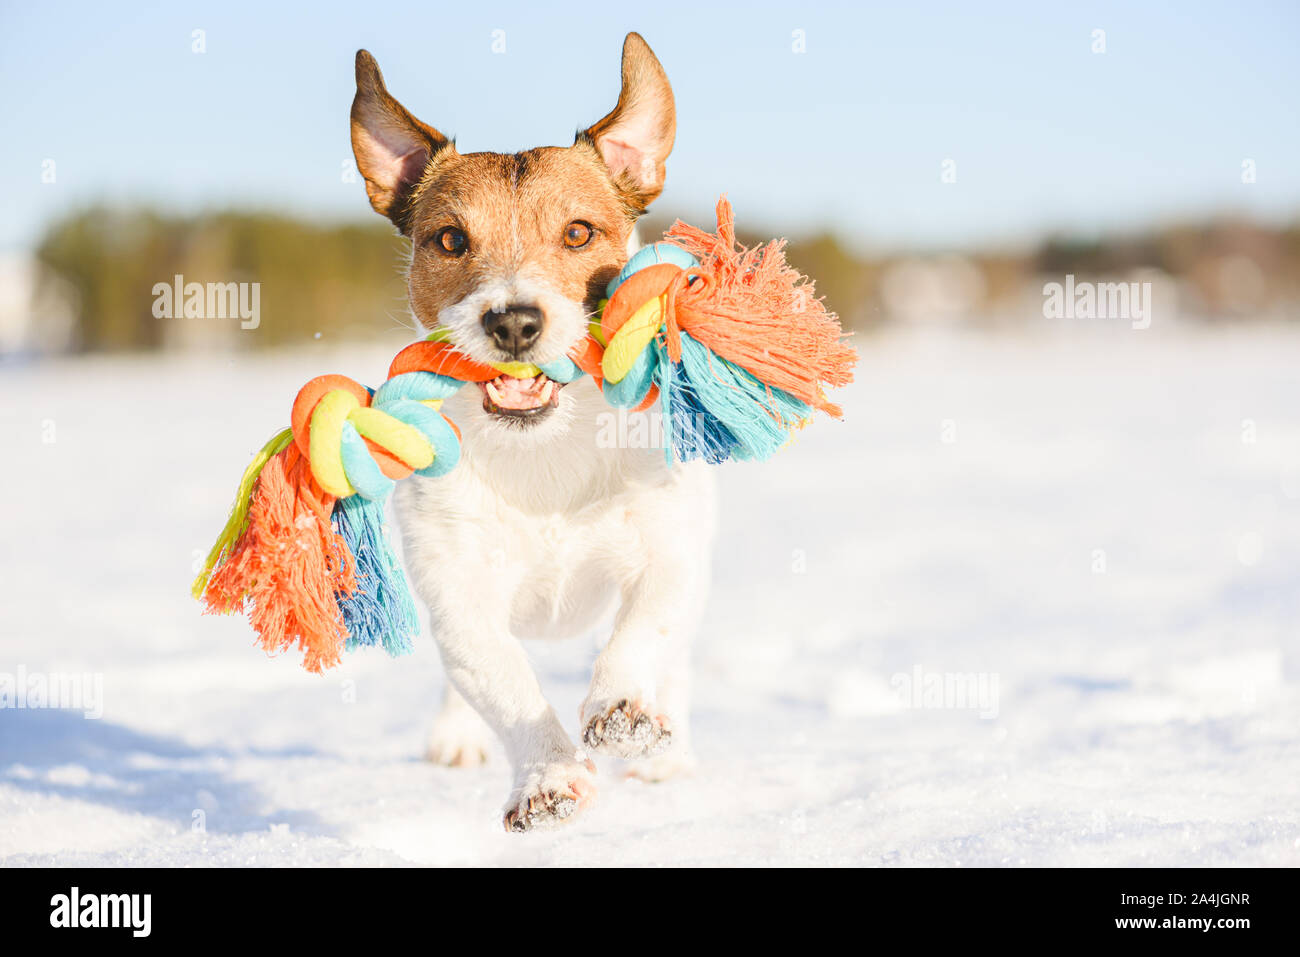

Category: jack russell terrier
[350, 32, 715, 831]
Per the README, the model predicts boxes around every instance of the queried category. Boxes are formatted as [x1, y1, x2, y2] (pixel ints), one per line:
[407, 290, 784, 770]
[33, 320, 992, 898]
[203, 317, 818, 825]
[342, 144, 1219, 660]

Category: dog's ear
[351, 50, 451, 232]
[581, 32, 676, 210]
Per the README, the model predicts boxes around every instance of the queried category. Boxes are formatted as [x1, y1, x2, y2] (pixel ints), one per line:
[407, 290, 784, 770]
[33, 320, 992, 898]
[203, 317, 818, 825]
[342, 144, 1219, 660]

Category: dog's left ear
[582, 32, 676, 210]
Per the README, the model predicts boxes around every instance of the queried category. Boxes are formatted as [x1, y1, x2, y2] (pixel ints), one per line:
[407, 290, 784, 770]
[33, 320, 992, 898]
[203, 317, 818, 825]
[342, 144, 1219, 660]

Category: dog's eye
[563, 221, 593, 249]
[434, 226, 467, 256]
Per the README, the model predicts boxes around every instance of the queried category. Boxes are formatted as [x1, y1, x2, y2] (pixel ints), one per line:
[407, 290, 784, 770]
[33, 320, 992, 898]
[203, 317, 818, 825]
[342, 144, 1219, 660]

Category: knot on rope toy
[194, 196, 856, 671]
[289, 368, 464, 503]
[190, 363, 468, 673]
[572, 197, 857, 464]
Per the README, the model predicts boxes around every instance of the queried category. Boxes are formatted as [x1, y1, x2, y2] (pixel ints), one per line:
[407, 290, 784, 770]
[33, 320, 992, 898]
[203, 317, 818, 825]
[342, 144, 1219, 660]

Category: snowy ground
[1, 320, 1298, 866]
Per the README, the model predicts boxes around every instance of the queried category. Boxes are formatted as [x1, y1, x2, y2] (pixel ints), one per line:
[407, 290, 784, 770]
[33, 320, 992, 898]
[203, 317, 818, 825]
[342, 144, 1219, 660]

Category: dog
[349, 33, 716, 831]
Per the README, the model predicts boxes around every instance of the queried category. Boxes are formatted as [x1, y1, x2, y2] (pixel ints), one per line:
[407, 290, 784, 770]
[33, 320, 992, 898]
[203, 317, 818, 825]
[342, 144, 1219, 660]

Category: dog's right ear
[350, 50, 451, 232]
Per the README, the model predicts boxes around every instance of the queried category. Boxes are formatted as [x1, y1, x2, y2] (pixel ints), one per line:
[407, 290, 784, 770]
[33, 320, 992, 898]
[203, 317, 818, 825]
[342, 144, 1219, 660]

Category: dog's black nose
[482, 305, 543, 358]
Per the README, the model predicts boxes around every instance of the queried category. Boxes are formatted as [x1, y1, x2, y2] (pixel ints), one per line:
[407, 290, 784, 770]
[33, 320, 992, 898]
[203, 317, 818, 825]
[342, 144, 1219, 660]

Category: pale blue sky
[2, 0, 1297, 254]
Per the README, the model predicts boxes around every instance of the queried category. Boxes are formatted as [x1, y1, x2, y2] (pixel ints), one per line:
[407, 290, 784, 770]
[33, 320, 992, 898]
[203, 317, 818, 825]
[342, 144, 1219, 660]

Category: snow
[2, 321, 1298, 866]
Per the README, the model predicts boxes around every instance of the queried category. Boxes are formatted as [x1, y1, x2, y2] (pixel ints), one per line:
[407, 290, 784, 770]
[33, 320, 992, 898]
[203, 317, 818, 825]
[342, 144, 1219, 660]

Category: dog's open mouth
[478, 372, 563, 420]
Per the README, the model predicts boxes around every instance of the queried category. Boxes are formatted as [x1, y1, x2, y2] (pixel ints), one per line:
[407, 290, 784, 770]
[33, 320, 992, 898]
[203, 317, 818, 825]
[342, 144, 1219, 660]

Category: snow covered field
[2, 321, 1298, 866]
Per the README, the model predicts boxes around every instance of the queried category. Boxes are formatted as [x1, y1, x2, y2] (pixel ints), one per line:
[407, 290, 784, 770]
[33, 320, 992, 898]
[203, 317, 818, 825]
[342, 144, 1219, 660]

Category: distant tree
[36, 208, 405, 352]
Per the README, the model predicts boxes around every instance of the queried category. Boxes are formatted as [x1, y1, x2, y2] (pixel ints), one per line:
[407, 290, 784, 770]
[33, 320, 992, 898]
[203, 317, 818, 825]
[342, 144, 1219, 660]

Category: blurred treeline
[29, 208, 410, 353]
[722, 217, 1300, 329]
[19, 206, 1300, 354]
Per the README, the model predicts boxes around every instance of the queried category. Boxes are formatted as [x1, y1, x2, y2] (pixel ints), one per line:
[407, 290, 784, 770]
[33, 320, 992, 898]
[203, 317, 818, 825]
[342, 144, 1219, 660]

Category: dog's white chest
[393, 380, 713, 643]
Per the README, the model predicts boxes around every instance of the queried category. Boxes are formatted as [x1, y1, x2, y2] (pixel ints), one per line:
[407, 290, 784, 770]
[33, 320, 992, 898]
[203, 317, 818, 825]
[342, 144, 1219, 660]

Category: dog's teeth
[485, 382, 503, 405]
[538, 381, 554, 404]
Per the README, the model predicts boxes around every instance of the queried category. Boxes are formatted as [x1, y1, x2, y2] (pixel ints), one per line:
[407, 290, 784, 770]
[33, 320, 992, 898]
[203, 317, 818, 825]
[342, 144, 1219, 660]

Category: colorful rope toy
[194, 198, 856, 672]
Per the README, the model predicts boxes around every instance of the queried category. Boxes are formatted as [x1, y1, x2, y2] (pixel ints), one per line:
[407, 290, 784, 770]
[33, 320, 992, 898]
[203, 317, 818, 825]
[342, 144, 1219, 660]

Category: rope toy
[194, 198, 856, 671]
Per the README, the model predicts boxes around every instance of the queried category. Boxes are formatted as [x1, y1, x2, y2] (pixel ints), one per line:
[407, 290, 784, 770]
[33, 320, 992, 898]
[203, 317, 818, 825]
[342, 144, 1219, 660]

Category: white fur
[396, 230, 716, 829]
[434, 268, 589, 368]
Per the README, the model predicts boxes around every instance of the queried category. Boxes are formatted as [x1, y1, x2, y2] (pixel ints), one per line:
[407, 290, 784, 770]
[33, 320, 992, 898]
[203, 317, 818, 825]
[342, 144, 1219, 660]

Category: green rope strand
[190, 427, 295, 599]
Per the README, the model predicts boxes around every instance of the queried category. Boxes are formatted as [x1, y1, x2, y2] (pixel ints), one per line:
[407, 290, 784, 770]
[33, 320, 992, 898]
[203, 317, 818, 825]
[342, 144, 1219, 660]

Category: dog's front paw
[581, 698, 672, 759]
[503, 756, 597, 833]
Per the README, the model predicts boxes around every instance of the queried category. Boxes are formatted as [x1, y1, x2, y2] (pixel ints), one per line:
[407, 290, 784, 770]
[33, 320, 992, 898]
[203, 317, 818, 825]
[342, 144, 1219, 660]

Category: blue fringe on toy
[652, 333, 812, 465]
[655, 341, 735, 464]
[331, 495, 417, 657]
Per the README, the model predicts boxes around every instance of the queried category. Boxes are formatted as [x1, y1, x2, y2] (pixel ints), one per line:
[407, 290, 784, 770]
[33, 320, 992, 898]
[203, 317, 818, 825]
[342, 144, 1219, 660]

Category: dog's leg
[580, 558, 707, 771]
[434, 614, 597, 831]
[581, 467, 714, 773]
[625, 639, 697, 781]
[425, 681, 493, 767]
[399, 480, 597, 831]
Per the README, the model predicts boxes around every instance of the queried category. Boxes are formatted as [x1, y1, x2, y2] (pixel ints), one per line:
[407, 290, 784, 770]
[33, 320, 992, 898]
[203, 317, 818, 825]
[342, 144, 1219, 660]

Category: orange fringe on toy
[202, 444, 355, 673]
[662, 197, 856, 417]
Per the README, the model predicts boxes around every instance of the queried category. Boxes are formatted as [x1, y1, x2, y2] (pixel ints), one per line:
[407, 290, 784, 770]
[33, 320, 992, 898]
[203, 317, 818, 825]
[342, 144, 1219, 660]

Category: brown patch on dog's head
[401, 147, 637, 333]
[349, 33, 675, 374]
